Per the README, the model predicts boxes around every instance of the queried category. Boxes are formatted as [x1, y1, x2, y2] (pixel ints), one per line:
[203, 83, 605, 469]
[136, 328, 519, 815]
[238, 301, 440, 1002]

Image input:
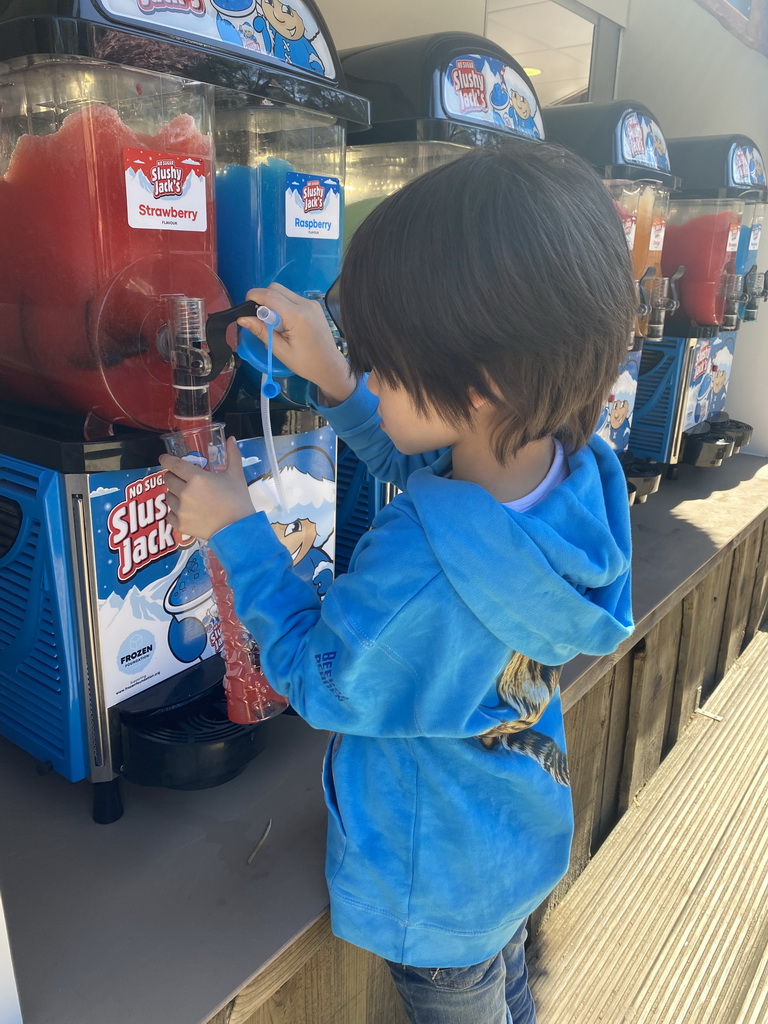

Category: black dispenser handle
[638, 266, 656, 317]
[198, 301, 259, 384]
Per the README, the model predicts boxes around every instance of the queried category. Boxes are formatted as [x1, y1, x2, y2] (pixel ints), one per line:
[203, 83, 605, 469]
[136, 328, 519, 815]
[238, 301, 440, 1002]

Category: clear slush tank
[0, 58, 234, 431]
[738, 201, 766, 319]
[736, 200, 764, 275]
[344, 141, 471, 238]
[215, 104, 345, 298]
[662, 197, 745, 326]
[214, 103, 345, 400]
[606, 179, 671, 336]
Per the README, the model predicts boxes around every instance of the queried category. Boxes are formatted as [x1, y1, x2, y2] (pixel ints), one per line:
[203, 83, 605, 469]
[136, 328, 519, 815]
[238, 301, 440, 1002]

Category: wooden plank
[205, 1009, 231, 1024]
[243, 931, 409, 1024]
[593, 651, 633, 851]
[716, 527, 764, 682]
[619, 605, 683, 814]
[562, 677, 613, 884]
[745, 519, 768, 644]
[666, 553, 732, 751]
[527, 629, 768, 1024]
[204, 914, 331, 1024]
[530, 675, 613, 934]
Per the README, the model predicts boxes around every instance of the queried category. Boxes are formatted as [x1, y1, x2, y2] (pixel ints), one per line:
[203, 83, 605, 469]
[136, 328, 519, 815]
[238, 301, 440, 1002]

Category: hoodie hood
[406, 434, 633, 665]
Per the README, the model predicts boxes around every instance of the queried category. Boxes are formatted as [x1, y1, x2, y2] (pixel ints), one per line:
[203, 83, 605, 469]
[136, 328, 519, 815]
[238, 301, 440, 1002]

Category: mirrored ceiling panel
[485, 1, 595, 106]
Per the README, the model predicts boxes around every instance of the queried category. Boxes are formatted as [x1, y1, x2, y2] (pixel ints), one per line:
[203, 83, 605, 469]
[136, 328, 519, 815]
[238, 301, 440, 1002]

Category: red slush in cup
[162, 422, 288, 724]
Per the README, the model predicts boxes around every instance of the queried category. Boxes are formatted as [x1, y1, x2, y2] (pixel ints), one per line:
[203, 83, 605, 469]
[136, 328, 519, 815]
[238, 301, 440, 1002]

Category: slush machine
[0, 0, 367, 820]
[545, 101, 681, 503]
[334, 33, 545, 569]
[630, 135, 765, 471]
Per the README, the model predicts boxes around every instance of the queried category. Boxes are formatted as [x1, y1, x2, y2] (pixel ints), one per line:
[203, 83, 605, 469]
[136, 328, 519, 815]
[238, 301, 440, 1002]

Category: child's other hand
[237, 283, 355, 405]
[160, 437, 254, 541]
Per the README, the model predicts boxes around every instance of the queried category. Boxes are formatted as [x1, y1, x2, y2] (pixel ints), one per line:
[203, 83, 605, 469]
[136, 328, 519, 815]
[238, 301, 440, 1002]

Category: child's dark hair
[339, 140, 637, 459]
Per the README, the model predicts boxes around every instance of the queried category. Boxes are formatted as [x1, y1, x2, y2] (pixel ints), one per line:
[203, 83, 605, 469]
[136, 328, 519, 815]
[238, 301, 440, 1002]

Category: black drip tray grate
[142, 696, 253, 744]
[121, 693, 271, 790]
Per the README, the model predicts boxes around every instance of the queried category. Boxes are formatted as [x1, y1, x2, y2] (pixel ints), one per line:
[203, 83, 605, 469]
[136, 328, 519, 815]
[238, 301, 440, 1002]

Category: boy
[161, 142, 636, 1023]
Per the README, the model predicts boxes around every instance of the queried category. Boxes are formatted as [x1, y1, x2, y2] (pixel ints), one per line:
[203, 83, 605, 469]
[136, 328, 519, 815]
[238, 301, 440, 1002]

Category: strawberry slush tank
[662, 199, 744, 326]
[0, 63, 234, 431]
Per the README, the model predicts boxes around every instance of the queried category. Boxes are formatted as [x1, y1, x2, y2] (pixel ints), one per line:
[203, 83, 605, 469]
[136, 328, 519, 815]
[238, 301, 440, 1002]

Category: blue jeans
[385, 920, 535, 1024]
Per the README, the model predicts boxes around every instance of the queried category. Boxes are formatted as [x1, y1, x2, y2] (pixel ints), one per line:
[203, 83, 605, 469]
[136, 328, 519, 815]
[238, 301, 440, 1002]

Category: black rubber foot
[92, 778, 124, 824]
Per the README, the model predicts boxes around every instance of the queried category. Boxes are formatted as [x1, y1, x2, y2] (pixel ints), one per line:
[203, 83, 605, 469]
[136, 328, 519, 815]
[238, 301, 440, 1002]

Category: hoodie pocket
[322, 733, 347, 874]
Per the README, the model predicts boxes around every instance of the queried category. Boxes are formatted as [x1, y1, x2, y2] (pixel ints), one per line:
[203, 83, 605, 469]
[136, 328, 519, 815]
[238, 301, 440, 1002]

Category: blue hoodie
[209, 380, 633, 967]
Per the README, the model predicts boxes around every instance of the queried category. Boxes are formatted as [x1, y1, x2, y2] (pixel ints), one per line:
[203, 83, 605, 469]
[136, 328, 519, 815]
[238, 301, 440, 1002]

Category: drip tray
[715, 419, 753, 454]
[622, 459, 663, 504]
[121, 689, 270, 790]
[682, 430, 735, 468]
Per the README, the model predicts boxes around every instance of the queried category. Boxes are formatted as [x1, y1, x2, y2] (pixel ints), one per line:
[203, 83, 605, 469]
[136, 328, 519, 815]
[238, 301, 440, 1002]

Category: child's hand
[160, 436, 254, 541]
[237, 283, 355, 405]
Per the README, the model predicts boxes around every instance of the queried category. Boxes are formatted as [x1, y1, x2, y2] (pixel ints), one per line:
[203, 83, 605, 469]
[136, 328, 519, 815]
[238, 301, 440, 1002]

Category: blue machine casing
[630, 336, 694, 464]
[335, 445, 379, 574]
[0, 454, 89, 781]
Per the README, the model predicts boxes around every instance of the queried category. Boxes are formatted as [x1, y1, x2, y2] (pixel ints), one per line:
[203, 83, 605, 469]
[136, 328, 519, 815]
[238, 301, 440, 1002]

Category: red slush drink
[0, 104, 233, 430]
[163, 422, 289, 725]
[205, 551, 289, 724]
[662, 209, 740, 326]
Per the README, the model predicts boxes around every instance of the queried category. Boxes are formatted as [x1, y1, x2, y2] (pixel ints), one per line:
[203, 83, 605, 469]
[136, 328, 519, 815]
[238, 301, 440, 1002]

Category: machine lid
[544, 100, 679, 189]
[341, 32, 544, 144]
[665, 135, 767, 201]
[0, 0, 369, 127]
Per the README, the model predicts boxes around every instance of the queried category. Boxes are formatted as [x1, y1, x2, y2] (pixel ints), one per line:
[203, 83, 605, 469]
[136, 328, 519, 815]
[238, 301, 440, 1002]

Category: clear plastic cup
[162, 423, 288, 724]
[162, 421, 227, 468]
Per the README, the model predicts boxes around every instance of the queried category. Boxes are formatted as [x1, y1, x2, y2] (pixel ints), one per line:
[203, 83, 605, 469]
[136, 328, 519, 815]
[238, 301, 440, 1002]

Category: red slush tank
[662, 198, 744, 326]
[0, 61, 234, 432]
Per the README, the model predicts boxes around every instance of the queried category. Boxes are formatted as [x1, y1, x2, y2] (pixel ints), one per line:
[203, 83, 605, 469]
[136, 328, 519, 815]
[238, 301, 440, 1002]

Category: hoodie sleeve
[208, 508, 501, 737]
[310, 378, 448, 490]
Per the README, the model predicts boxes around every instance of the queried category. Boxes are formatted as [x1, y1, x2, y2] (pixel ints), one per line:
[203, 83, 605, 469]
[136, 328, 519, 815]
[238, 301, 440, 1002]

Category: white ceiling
[485, 1, 595, 107]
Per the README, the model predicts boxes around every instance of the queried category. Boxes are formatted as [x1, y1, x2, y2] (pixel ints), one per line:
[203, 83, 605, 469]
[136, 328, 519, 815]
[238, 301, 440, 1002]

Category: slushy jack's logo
[136, 0, 205, 15]
[693, 341, 711, 381]
[625, 115, 644, 159]
[108, 472, 192, 582]
[451, 59, 487, 114]
[302, 179, 327, 213]
[150, 160, 184, 198]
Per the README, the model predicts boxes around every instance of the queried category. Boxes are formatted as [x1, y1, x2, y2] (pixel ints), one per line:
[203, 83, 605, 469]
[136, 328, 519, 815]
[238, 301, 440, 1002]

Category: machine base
[92, 778, 124, 825]
[120, 689, 271, 791]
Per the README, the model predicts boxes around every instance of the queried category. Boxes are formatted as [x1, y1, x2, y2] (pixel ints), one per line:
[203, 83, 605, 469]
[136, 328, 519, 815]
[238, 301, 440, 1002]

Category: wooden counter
[1, 454, 766, 1024]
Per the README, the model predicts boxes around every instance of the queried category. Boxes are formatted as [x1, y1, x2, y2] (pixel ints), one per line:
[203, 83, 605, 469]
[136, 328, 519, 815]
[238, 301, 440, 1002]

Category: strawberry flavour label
[125, 147, 208, 231]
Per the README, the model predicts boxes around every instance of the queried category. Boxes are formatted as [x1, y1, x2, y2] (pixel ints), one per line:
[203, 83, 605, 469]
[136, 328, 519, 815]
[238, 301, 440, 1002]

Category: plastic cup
[161, 422, 288, 724]
[161, 421, 227, 472]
